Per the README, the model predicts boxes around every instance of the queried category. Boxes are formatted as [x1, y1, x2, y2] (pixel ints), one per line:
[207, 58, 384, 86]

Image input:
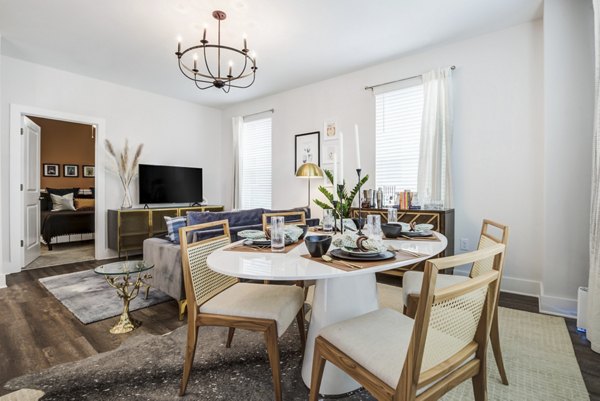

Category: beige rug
[308, 283, 590, 401]
[24, 241, 95, 270]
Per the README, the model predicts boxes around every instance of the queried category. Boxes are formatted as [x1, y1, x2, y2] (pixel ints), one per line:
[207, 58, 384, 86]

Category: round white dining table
[207, 232, 447, 396]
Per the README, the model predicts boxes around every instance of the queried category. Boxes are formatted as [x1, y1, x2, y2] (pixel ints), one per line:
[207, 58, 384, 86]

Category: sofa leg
[178, 299, 188, 321]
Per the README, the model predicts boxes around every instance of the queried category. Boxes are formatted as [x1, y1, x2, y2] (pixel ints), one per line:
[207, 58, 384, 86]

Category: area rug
[4, 302, 589, 400]
[38, 269, 171, 324]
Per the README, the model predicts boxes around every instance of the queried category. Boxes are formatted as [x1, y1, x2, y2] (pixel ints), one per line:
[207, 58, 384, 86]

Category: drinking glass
[387, 208, 398, 223]
[323, 209, 334, 232]
[366, 214, 382, 238]
[270, 216, 285, 252]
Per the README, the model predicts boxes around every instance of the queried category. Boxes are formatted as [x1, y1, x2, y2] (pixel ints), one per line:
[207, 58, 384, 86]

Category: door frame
[9, 104, 107, 272]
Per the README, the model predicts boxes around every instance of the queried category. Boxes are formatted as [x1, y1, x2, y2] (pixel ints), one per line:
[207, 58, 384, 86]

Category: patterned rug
[4, 288, 589, 400]
[38, 269, 171, 324]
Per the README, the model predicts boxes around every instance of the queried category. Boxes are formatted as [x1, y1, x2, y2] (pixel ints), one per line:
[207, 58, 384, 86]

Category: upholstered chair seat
[199, 283, 304, 336]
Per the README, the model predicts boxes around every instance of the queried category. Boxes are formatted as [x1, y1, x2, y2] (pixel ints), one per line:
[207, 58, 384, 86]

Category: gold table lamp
[296, 162, 324, 207]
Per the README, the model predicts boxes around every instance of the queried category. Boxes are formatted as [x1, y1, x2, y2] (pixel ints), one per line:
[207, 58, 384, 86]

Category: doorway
[7, 105, 107, 275]
[23, 116, 97, 269]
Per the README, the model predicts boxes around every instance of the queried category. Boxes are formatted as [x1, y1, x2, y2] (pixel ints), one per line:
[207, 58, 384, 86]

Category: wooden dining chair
[403, 219, 509, 385]
[178, 220, 306, 400]
[261, 211, 307, 231]
[309, 244, 505, 401]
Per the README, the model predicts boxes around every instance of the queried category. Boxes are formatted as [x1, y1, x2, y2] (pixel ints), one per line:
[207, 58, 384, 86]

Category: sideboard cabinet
[349, 208, 455, 277]
[108, 205, 224, 257]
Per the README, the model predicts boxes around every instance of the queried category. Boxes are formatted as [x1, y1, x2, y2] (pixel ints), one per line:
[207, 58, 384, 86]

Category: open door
[23, 117, 41, 266]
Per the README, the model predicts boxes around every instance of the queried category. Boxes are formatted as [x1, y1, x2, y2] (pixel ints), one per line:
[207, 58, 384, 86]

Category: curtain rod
[243, 108, 274, 119]
[364, 66, 455, 91]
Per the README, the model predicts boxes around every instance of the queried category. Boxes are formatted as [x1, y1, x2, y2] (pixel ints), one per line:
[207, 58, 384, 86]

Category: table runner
[301, 250, 418, 272]
[225, 240, 304, 254]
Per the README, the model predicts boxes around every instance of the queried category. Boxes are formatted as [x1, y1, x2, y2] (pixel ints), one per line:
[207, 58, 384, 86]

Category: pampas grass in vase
[105, 139, 143, 209]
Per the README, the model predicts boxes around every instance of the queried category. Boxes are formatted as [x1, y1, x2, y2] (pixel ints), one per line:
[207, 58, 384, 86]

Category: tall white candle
[333, 154, 338, 200]
[354, 124, 361, 169]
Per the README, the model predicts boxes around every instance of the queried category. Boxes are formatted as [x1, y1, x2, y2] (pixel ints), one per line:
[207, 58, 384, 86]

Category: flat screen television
[138, 164, 203, 204]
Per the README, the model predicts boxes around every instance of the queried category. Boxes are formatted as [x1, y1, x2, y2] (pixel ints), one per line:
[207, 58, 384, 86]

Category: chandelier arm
[178, 61, 215, 84]
[232, 55, 249, 81]
[194, 80, 216, 90]
[227, 72, 256, 89]
[202, 44, 217, 81]
[180, 45, 253, 80]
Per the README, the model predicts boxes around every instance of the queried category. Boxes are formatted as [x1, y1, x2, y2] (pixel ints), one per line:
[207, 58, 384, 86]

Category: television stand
[190, 202, 201, 207]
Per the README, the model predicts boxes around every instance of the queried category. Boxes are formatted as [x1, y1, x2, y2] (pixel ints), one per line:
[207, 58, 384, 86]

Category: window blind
[240, 117, 272, 209]
[375, 84, 424, 192]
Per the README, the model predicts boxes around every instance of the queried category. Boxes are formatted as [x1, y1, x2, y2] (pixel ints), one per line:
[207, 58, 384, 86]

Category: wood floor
[0, 261, 599, 400]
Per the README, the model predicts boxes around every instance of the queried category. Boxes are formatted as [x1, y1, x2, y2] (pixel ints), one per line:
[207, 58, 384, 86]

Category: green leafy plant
[314, 169, 369, 218]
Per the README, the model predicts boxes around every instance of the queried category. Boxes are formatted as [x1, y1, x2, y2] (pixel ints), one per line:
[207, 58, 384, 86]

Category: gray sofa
[143, 207, 318, 319]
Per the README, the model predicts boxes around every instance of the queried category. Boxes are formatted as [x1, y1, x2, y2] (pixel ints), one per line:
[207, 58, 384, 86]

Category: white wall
[542, 0, 594, 316]
[0, 35, 4, 288]
[0, 56, 223, 276]
[222, 21, 546, 300]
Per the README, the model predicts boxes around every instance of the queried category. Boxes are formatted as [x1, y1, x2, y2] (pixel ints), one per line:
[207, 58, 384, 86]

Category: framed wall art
[83, 165, 95, 178]
[43, 164, 60, 177]
[323, 120, 338, 141]
[294, 131, 320, 172]
[64, 164, 79, 177]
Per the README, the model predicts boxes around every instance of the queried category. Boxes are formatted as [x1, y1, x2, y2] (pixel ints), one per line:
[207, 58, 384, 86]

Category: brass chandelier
[175, 10, 257, 93]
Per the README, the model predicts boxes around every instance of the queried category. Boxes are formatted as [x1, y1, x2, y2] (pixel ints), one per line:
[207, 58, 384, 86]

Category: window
[239, 117, 272, 209]
[375, 83, 424, 192]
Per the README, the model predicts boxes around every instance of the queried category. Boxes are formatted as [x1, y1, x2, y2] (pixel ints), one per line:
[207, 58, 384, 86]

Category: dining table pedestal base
[301, 272, 379, 395]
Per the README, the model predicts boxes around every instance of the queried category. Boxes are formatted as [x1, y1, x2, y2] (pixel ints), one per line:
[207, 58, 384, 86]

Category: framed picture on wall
[83, 165, 95, 178]
[323, 120, 338, 141]
[64, 164, 79, 177]
[43, 164, 60, 177]
[294, 131, 320, 172]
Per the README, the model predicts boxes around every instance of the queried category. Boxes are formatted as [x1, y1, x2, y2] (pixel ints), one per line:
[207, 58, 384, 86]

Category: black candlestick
[356, 168, 364, 235]
[332, 200, 339, 234]
[336, 183, 346, 235]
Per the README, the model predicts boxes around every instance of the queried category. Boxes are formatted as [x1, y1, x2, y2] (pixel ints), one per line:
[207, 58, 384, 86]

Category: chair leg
[264, 324, 282, 401]
[179, 323, 199, 396]
[472, 358, 488, 401]
[226, 327, 235, 348]
[490, 306, 509, 385]
[296, 310, 306, 353]
[405, 296, 418, 318]
[309, 338, 327, 401]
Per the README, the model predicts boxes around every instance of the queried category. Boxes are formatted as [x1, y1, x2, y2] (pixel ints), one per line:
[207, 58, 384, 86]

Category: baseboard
[539, 286, 578, 318]
[501, 275, 541, 298]
[0, 273, 6, 289]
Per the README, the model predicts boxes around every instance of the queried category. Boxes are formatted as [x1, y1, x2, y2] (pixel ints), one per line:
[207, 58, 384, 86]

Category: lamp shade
[295, 163, 324, 178]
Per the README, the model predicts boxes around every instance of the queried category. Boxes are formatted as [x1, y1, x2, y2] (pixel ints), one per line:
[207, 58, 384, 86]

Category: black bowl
[297, 224, 309, 239]
[381, 223, 403, 238]
[304, 235, 332, 257]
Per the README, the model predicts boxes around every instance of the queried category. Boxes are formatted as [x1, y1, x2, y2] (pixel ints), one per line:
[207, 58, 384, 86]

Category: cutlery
[387, 245, 428, 258]
[321, 255, 363, 269]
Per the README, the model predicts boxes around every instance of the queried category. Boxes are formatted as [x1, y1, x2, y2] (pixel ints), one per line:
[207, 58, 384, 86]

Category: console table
[107, 205, 224, 258]
[349, 207, 455, 277]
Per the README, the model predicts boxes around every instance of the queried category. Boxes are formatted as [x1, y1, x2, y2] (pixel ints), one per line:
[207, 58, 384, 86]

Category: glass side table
[94, 260, 154, 334]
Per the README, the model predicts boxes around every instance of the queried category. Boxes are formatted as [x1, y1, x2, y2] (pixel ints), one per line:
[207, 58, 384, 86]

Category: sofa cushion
[143, 237, 185, 301]
[187, 208, 265, 227]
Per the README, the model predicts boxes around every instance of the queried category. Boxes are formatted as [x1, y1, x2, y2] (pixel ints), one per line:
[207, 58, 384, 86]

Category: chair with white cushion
[309, 244, 505, 401]
[178, 220, 306, 400]
[403, 219, 509, 385]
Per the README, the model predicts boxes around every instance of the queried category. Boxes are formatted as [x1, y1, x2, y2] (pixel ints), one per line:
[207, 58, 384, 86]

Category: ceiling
[0, 0, 543, 108]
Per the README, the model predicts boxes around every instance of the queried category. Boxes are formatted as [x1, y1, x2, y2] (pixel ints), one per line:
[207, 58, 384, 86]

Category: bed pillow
[74, 198, 95, 210]
[50, 193, 76, 211]
[47, 187, 79, 197]
[165, 216, 187, 244]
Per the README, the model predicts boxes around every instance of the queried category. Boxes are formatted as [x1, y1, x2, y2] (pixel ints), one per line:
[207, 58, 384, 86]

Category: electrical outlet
[460, 238, 469, 251]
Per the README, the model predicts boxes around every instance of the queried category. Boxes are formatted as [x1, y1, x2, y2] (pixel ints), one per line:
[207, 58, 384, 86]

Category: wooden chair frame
[405, 218, 509, 385]
[261, 211, 306, 231]
[309, 244, 505, 401]
[178, 220, 306, 400]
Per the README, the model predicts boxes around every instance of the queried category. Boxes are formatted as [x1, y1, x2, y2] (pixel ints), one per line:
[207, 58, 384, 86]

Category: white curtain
[588, 0, 600, 354]
[232, 116, 243, 210]
[417, 67, 454, 208]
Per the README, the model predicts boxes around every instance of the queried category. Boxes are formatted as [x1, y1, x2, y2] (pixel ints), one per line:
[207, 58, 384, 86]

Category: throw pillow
[165, 216, 187, 244]
[50, 193, 76, 211]
[74, 198, 95, 210]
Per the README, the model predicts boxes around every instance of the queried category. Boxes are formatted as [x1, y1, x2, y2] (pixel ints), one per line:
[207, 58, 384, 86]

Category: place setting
[225, 220, 309, 254]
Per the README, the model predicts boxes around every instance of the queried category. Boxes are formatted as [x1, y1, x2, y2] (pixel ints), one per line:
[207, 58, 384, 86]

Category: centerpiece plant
[313, 169, 369, 218]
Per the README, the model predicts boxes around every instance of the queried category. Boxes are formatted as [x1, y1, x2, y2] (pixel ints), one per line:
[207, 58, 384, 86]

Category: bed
[40, 189, 95, 250]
